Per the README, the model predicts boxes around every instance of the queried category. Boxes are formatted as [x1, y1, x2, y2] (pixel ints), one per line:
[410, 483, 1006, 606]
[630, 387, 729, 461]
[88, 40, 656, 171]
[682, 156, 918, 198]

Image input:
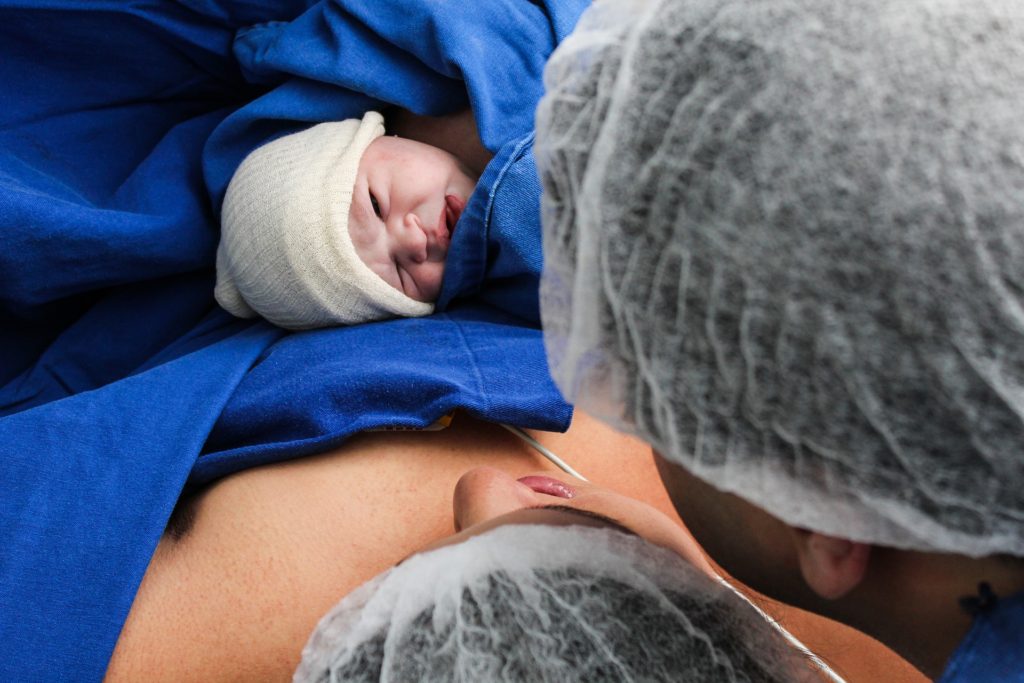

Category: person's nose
[390, 212, 429, 263]
[452, 467, 538, 533]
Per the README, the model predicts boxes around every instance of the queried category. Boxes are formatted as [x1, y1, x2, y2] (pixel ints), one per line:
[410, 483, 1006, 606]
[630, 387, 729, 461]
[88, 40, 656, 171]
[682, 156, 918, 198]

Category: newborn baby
[215, 111, 478, 329]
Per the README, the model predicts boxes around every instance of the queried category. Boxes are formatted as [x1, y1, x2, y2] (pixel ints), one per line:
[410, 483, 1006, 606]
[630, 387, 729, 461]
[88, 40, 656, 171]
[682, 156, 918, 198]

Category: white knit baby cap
[216, 111, 434, 330]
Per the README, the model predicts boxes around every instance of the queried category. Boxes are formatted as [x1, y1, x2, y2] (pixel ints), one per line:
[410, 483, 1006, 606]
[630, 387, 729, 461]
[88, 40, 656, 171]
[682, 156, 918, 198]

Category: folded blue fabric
[0, 319, 281, 682]
[0, 0, 588, 679]
[199, 303, 570, 485]
[939, 591, 1024, 683]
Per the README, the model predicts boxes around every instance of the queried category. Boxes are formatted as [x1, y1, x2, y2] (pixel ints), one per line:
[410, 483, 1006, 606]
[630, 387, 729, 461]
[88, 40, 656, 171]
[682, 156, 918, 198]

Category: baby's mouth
[445, 194, 465, 236]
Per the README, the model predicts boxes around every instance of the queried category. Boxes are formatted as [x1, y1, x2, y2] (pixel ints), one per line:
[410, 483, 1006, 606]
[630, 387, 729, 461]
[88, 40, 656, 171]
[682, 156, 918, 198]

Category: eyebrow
[395, 504, 638, 566]
[532, 504, 638, 537]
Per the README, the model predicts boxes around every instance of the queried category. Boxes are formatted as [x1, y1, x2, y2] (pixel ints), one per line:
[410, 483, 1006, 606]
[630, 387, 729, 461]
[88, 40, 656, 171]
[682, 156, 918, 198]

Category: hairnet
[293, 525, 815, 682]
[536, 0, 1024, 556]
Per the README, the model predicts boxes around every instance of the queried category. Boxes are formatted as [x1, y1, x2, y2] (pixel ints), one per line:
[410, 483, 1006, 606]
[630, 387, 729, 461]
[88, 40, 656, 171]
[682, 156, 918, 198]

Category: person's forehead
[366, 135, 443, 169]
[353, 138, 393, 182]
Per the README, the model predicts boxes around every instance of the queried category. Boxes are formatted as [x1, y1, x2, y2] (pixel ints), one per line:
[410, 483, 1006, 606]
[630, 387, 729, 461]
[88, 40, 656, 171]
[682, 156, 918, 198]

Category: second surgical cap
[536, 0, 1024, 556]
[293, 525, 815, 682]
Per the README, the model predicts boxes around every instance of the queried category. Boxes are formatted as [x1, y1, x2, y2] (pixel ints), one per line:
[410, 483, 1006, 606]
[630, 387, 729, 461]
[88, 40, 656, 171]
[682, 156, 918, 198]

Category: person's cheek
[415, 263, 445, 302]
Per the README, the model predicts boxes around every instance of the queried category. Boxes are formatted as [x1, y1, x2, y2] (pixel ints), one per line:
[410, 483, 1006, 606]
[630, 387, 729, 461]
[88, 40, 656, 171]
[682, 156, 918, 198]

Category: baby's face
[347, 136, 477, 302]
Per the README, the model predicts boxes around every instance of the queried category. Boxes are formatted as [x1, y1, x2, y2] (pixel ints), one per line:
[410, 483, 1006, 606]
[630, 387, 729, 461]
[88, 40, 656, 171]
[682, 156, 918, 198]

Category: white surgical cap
[293, 525, 814, 682]
[536, 0, 1024, 556]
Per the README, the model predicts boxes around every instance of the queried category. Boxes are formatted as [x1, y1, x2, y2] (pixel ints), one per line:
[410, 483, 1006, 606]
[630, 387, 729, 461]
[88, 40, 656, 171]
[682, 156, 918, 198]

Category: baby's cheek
[415, 262, 445, 302]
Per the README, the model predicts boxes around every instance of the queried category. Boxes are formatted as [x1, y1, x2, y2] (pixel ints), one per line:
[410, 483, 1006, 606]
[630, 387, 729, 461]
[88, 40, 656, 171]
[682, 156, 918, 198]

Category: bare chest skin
[105, 412, 677, 682]
[106, 411, 926, 682]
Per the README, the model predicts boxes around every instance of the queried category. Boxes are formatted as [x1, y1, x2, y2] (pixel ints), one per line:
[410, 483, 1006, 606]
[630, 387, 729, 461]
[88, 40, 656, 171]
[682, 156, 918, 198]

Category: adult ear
[791, 530, 871, 599]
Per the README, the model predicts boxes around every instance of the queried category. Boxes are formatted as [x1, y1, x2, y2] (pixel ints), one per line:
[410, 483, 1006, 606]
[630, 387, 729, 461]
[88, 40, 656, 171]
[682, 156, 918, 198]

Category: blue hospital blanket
[0, 1, 588, 680]
[939, 591, 1024, 683]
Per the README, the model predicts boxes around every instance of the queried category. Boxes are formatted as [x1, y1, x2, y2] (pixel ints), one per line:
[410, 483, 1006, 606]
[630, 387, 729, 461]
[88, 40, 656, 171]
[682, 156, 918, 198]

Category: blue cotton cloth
[0, 0, 588, 680]
[939, 591, 1024, 683]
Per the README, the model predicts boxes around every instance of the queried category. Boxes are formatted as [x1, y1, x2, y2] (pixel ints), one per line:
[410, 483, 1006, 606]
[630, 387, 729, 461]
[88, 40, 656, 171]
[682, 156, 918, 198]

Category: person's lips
[436, 204, 451, 249]
[445, 194, 464, 235]
[518, 475, 576, 499]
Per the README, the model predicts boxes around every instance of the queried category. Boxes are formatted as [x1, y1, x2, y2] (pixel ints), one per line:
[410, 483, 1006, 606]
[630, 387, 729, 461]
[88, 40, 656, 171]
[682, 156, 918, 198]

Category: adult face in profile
[534, 0, 1024, 678]
[105, 411, 684, 681]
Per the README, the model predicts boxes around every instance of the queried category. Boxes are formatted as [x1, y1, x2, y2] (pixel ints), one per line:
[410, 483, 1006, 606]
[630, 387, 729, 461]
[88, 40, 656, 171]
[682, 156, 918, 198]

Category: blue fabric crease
[0, 0, 587, 679]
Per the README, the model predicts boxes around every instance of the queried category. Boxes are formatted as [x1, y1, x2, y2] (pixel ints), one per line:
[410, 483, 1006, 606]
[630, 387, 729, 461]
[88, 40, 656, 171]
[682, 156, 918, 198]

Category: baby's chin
[409, 274, 444, 304]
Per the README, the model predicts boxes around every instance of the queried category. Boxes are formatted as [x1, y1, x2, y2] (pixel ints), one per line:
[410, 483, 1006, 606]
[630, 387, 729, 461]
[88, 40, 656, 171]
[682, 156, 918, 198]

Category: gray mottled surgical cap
[536, 0, 1024, 556]
[293, 525, 816, 682]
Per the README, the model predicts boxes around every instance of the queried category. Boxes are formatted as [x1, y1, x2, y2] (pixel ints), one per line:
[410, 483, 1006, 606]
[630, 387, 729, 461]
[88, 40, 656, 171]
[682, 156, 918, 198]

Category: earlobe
[792, 530, 871, 599]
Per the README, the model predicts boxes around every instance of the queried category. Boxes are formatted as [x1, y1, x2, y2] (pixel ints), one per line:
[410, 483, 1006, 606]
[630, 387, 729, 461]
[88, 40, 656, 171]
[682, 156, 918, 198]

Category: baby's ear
[214, 249, 258, 319]
[791, 529, 871, 600]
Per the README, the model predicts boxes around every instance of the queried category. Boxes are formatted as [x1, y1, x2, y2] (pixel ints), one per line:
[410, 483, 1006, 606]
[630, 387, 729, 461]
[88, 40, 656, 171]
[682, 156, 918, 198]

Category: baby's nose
[395, 213, 428, 263]
[404, 211, 448, 261]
